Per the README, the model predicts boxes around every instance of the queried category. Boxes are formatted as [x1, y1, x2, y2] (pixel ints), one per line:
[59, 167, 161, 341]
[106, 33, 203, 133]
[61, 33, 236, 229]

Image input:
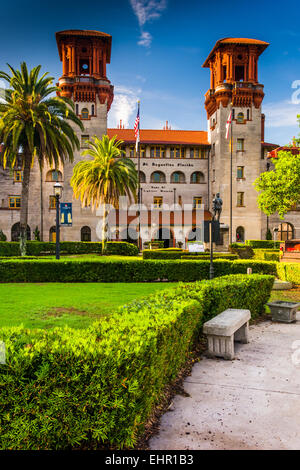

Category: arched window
[190, 171, 205, 184]
[237, 112, 244, 124]
[150, 171, 166, 183]
[81, 226, 91, 242]
[11, 223, 30, 242]
[171, 171, 185, 183]
[91, 104, 95, 116]
[46, 170, 63, 182]
[139, 171, 146, 183]
[75, 104, 79, 115]
[81, 108, 89, 119]
[49, 226, 56, 242]
[278, 223, 294, 241]
[236, 226, 245, 242]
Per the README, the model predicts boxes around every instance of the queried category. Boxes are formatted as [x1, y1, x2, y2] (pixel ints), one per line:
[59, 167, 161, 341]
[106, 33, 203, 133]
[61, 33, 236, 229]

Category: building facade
[0, 31, 297, 247]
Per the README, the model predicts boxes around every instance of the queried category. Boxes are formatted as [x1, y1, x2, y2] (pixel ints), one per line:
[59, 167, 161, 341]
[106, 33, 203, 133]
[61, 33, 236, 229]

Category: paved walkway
[149, 314, 300, 450]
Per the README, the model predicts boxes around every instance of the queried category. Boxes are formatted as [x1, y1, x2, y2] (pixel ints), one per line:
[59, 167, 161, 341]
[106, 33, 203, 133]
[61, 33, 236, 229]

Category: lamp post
[54, 182, 63, 260]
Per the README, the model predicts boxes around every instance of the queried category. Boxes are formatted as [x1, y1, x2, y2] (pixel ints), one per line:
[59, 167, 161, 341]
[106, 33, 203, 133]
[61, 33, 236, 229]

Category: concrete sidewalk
[149, 314, 300, 450]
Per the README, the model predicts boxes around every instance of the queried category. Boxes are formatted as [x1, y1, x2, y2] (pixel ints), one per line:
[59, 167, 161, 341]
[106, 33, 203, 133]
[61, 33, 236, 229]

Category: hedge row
[181, 254, 238, 260]
[277, 263, 300, 284]
[0, 274, 274, 449]
[253, 249, 280, 262]
[0, 241, 139, 257]
[143, 250, 237, 260]
[245, 240, 282, 249]
[0, 258, 277, 283]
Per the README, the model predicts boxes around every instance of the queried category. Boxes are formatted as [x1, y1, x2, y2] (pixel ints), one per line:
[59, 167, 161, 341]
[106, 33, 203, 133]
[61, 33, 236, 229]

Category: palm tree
[0, 62, 84, 255]
[71, 135, 138, 253]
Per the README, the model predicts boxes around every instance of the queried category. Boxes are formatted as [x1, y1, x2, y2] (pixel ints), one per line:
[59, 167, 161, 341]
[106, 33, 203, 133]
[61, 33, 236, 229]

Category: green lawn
[0, 282, 177, 330]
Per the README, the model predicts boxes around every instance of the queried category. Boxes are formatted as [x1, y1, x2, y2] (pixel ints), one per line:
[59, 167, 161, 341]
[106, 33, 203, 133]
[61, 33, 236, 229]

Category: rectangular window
[150, 146, 165, 158]
[13, 170, 23, 182]
[237, 192, 244, 207]
[212, 169, 215, 182]
[237, 138, 244, 151]
[190, 147, 202, 159]
[193, 197, 202, 209]
[49, 195, 57, 210]
[212, 143, 215, 156]
[170, 146, 185, 159]
[9, 196, 21, 209]
[153, 196, 163, 208]
[81, 135, 89, 148]
[140, 145, 146, 158]
[129, 145, 136, 158]
[237, 166, 244, 179]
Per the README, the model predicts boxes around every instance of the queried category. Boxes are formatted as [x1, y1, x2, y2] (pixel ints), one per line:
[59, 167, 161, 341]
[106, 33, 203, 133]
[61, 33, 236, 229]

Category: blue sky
[1, 0, 300, 145]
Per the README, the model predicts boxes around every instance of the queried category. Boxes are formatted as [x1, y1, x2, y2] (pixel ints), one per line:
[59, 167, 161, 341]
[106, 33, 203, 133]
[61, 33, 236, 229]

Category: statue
[212, 193, 222, 221]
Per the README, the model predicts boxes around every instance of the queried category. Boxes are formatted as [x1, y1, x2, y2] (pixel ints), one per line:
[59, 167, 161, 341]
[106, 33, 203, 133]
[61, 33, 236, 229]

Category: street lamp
[54, 182, 63, 260]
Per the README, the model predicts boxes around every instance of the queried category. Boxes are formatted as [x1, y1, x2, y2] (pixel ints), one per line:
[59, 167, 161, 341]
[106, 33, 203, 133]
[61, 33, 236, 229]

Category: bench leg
[234, 321, 249, 344]
[207, 334, 234, 360]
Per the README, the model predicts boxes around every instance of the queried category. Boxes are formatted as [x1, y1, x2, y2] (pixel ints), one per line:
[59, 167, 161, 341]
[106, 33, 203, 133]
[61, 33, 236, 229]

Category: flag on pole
[134, 102, 140, 152]
[225, 111, 232, 140]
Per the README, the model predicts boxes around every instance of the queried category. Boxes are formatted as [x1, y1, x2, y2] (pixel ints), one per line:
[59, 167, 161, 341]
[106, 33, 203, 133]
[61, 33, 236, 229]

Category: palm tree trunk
[101, 202, 106, 255]
[19, 151, 31, 256]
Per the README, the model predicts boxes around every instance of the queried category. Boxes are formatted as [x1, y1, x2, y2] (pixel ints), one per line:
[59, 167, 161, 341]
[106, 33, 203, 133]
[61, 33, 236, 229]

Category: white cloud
[138, 31, 152, 48]
[108, 86, 141, 128]
[263, 100, 300, 128]
[129, 0, 167, 48]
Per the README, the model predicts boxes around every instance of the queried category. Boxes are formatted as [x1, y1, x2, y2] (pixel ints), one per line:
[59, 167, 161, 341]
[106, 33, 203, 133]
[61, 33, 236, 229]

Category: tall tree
[71, 135, 138, 253]
[0, 62, 83, 255]
[254, 150, 300, 218]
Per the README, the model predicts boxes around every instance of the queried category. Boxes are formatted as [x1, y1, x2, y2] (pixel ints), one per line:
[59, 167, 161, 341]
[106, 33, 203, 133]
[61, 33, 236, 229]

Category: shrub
[0, 241, 138, 257]
[245, 239, 283, 249]
[0, 274, 274, 449]
[229, 244, 254, 259]
[0, 231, 7, 242]
[143, 250, 183, 260]
[143, 240, 165, 249]
[181, 254, 238, 260]
[0, 258, 277, 283]
[253, 249, 280, 262]
[277, 263, 300, 284]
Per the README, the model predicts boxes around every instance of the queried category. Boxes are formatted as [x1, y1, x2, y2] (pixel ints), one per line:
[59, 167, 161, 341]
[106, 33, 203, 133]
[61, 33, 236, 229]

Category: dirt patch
[44, 307, 92, 318]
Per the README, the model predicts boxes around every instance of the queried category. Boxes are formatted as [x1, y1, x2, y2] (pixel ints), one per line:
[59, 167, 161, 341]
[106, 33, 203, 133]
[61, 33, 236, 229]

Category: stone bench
[203, 309, 251, 360]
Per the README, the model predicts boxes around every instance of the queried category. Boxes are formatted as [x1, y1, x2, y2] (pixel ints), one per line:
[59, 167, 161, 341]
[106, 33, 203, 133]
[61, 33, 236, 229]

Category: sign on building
[60, 203, 72, 226]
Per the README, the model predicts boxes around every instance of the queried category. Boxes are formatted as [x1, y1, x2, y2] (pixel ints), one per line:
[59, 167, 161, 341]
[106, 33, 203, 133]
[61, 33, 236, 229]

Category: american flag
[134, 103, 140, 152]
[225, 111, 232, 139]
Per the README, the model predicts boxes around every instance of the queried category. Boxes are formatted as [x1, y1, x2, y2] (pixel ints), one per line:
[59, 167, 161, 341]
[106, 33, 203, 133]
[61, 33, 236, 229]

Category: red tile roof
[107, 129, 210, 146]
[267, 146, 300, 158]
[203, 37, 269, 67]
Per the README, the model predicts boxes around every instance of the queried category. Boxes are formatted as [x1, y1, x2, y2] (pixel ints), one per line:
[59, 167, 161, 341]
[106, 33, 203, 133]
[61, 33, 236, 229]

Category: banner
[60, 202, 72, 226]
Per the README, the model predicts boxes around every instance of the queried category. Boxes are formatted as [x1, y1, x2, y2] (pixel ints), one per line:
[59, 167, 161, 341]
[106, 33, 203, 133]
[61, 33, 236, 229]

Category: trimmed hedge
[143, 249, 183, 260]
[0, 274, 274, 449]
[0, 241, 138, 257]
[277, 263, 300, 284]
[229, 244, 254, 259]
[0, 258, 277, 283]
[181, 254, 238, 260]
[253, 249, 280, 262]
[245, 240, 283, 249]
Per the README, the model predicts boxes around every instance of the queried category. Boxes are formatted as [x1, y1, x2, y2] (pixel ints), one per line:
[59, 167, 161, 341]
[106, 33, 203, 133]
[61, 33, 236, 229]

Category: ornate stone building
[0, 31, 296, 247]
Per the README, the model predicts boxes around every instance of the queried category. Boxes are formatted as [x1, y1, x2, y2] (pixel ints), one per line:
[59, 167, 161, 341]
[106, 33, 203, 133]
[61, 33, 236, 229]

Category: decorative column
[62, 45, 67, 76]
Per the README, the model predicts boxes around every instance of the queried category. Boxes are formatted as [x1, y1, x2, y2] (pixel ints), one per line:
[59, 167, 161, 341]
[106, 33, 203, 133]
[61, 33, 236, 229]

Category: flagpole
[230, 104, 233, 246]
[137, 101, 141, 251]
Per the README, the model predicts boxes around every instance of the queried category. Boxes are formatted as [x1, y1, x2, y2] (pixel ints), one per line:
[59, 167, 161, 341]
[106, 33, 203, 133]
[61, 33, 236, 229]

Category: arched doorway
[49, 226, 56, 242]
[11, 223, 31, 242]
[236, 226, 245, 242]
[154, 228, 174, 248]
[278, 223, 294, 241]
[81, 226, 91, 242]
